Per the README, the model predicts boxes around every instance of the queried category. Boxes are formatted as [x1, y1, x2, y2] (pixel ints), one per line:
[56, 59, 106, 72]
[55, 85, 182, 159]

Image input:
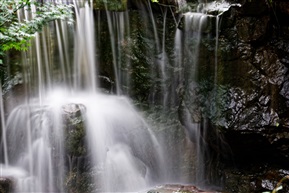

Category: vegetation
[0, 0, 73, 66]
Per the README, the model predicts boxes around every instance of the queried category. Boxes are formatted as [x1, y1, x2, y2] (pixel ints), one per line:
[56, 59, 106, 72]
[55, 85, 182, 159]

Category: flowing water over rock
[1, 1, 173, 192]
[3, 0, 288, 192]
[2, 90, 165, 192]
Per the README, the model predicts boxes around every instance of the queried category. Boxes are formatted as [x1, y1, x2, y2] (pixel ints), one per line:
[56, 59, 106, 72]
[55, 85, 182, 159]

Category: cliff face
[204, 0, 289, 192]
[163, 0, 289, 191]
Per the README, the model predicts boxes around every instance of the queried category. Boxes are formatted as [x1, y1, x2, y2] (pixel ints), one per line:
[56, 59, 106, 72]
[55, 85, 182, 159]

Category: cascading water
[174, 11, 211, 186]
[172, 0, 240, 186]
[73, 2, 98, 91]
[0, 1, 164, 192]
[0, 0, 239, 192]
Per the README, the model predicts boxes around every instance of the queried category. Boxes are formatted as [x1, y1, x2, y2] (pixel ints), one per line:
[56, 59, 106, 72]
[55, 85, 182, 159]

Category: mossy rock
[62, 104, 87, 157]
[93, 0, 127, 11]
[65, 170, 95, 193]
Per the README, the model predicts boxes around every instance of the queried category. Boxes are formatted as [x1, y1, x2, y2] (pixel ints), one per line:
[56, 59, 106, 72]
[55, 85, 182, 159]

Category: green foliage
[0, 0, 73, 54]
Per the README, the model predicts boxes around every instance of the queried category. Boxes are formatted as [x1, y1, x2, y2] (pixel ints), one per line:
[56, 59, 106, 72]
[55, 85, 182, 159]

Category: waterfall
[0, 0, 239, 192]
[172, 0, 233, 186]
[0, 1, 164, 192]
[73, 1, 98, 92]
[0, 81, 8, 165]
[175, 12, 210, 186]
[104, 11, 127, 95]
[4, 104, 64, 192]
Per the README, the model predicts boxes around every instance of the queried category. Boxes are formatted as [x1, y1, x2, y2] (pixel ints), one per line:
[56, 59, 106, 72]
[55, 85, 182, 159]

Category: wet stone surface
[146, 184, 221, 193]
[223, 167, 289, 193]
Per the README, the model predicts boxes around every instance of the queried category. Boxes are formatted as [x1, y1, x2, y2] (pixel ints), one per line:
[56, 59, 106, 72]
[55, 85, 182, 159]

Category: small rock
[146, 184, 221, 193]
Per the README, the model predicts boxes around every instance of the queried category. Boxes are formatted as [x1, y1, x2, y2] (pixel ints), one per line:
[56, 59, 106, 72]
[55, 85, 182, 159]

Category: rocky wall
[204, 0, 289, 192]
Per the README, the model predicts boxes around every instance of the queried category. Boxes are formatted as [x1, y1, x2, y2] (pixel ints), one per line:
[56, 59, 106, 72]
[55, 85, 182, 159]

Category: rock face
[195, 0, 289, 192]
[94, 0, 127, 11]
[170, 0, 289, 191]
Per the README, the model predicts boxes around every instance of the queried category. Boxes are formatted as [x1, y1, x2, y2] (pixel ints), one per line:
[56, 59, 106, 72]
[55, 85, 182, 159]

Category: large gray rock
[146, 184, 221, 193]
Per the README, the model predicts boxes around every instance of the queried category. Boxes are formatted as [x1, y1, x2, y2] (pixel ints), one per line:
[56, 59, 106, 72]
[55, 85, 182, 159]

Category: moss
[65, 170, 95, 193]
[65, 116, 86, 157]
[62, 104, 87, 157]
[93, 0, 127, 11]
[66, 120, 86, 156]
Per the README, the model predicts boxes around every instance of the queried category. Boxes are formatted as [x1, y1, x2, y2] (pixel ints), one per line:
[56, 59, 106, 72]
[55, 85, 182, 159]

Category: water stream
[0, 0, 234, 192]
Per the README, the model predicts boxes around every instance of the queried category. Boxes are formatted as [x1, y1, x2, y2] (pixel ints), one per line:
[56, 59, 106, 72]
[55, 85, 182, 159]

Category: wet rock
[253, 48, 286, 86]
[223, 167, 289, 193]
[128, 0, 183, 12]
[220, 5, 240, 29]
[65, 170, 95, 193]
[239, 0, 269, 16]
[223, 125, 289, 164]
[236, 15, 270, 43]
[62, 103, 87, 157]
[188, 0, 289, 191]
[280, 78, 289, 104]
[62, 103, 95, 193]
[225, 0, 269, 16]
[273, 39, 289, 67]
[276, 1, 289, 16]
[178, 13, 215, 33]
[146, 184, 221, 193]
[0, 178, 13, 193]
[93, 0, 127, 11]
[98, 75, 115, 93]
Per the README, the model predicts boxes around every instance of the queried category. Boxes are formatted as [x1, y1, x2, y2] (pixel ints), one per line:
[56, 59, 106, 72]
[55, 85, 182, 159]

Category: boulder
[146, 184, 221, 193]
[0, 178, 13, 193]
[62, 103, 94, 193]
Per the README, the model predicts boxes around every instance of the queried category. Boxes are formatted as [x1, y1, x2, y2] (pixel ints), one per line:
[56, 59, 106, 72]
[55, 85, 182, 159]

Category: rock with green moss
[62, 103, 96, 193]
[62, 103, 87, 157]
[146, 184, 221, 193]
[65, 170, 96, 193]
[93, 0, 127, 11]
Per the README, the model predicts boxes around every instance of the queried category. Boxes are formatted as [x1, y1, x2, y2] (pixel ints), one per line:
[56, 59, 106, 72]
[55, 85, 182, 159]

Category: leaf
[0, 0, 73, 54]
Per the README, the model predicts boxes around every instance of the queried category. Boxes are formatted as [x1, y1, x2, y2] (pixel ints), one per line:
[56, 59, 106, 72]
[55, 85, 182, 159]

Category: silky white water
[2, 89, 164, 192]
